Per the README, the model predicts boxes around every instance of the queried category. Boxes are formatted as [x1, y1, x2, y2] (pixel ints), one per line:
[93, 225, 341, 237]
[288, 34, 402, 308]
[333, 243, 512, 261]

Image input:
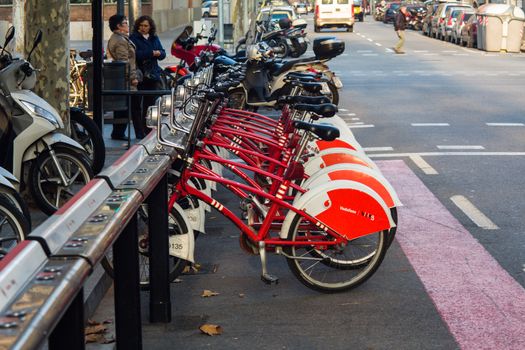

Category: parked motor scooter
[0, 27, 93, 215]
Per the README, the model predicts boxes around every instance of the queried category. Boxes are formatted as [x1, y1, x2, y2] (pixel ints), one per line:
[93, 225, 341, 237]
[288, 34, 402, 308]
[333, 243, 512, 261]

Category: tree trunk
[23, 0, 70, 126]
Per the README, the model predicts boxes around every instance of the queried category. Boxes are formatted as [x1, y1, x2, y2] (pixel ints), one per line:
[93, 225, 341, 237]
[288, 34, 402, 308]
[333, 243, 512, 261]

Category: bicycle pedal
[261, 274, 279, 285]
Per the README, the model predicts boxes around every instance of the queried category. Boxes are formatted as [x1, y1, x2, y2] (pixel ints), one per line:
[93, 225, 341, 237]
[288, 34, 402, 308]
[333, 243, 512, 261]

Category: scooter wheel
[70, 108, 106, 174]
[29, 146, 93, 215]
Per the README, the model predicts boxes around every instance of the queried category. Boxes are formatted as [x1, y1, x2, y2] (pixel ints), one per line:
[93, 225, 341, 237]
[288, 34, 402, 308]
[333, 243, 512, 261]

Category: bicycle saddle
[278, 95, 331, 105]
[292, 120, 340, 141]
[79, 50, 93, 60]
[292, 103, 337, 118]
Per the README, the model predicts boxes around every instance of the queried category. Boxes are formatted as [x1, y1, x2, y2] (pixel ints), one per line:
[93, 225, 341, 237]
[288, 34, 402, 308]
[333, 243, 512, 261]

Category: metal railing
[0, 128, 181, 349]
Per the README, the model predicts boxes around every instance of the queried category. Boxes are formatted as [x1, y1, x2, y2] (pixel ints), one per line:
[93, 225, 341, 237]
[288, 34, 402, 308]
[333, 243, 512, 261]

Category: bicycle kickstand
[258, 241, 279, 285]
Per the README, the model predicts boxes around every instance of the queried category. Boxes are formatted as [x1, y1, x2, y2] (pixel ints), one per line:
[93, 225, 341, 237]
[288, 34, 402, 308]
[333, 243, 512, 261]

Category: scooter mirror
[4, 26, 14, 47]
[27, 30, 42, 62]
[0, 26, 14, 58]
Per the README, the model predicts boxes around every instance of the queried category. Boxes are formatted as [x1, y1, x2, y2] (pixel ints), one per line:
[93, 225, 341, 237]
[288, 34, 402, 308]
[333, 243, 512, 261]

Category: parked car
[296, 2, 308, 14]
[201, 0, 218, 17]
[314, 0, 355, 32]
[354, 0, 364, 22]
[257, 5, 298, 23]
[439, 6, 474, 41]
[431, 2, 472, 39]
[451, 10, 475, 44]
[422, 3, 439, 36]
[460, 13, 478, 48]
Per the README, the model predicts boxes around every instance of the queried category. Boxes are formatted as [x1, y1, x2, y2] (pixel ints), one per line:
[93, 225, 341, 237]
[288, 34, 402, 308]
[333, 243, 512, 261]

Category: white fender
[188, 177, 212, 212]
[181, 196, 206, 234]
[303, 147, 378, 177]
[22, 132, 86, 163]
[298, 163, 402, 208]
[280, 180, 395, 241]
[169, 202, 195, 263]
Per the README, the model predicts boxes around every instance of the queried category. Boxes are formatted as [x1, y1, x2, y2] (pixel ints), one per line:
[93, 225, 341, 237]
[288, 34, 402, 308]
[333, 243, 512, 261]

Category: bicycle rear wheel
[284, 214, 388, 293]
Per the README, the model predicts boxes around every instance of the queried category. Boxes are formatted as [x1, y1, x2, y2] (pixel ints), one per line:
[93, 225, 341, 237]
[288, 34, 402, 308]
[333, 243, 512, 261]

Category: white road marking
[350, 117, 360, 121]
[411, 123, 450, 126]
[363, 53, 378, 56]
[342, 112, 356, 116]
[375, 42, 382, 47]
[450, 195, 499, 230]
[367, 38, 373, 42]
[363, 147, 394, 152]
[486, 123, 524, 126]
[437, 145, 485, 150]
[410, 155, 438, 175]
[423, 53, 439, 56]
[338, 108, 349, 112]
[453, 53, 469, 56]
[369, 151, 525, 158]
[414, 50, 428, 53]
[442, 50, 458, 53]
[347, 122, 364, 125]
[347, 124, 375, 128]
[357, 50, 372, 53]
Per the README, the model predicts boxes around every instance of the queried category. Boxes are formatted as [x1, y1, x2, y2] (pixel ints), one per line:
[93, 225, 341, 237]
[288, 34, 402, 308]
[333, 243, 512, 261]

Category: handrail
[0, 128, 185, 349]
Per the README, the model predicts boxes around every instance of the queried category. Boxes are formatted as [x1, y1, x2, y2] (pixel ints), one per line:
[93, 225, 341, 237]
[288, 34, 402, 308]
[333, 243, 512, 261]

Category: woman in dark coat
[130, 15, 166, 139]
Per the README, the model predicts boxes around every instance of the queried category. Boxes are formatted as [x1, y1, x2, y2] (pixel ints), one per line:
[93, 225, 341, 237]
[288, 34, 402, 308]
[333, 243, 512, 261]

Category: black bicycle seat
[291, 103, 337, 118]
[79, 50, 93, 60]
[292, 120, 340, 141]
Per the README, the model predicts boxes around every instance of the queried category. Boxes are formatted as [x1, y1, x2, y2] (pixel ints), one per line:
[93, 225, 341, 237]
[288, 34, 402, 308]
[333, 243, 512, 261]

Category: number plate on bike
[169, 233, 194, 263]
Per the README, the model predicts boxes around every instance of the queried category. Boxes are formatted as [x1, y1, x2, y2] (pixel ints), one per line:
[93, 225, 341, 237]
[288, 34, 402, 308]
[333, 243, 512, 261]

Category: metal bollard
[49, 288, 85, 350]
[147, 174, 172, 323]
[113, 214, 142, 349]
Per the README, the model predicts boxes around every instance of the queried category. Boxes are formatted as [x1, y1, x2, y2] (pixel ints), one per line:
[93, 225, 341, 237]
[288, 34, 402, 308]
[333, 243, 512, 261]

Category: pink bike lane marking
[377, 160, 525, 350]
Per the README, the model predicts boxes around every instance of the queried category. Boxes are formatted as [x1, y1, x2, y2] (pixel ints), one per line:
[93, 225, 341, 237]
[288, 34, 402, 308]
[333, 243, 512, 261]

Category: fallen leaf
[201, 290, 220, 297]
[85, 324, 107, 335]
[85, 333, 115, 344]
[199, 324, 222, 336]
[87, 319, 98, 326]
[238, 293, 245, 298]
[102, 318, 113, 324]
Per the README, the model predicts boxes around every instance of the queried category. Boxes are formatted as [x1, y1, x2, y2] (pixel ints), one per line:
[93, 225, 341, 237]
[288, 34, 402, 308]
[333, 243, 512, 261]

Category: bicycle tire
[101, 204, 192, 290]
[284, 214, 388, 293]
[70, 109, 106, 174]
[0, 194, 29, 259]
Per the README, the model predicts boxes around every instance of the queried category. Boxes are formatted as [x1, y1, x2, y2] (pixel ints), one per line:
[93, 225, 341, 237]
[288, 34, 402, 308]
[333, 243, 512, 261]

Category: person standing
[130, 15, 166, 139]
[107, 14, 139, 140]
[393, 6, 408, 54]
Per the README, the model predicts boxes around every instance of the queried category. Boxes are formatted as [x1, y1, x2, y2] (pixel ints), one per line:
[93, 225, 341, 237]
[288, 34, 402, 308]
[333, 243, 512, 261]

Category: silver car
[451, 10, 475, 44]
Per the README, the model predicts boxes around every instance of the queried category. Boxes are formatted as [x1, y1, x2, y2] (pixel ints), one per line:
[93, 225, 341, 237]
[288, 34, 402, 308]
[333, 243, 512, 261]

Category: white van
[314, 0, 355, 32]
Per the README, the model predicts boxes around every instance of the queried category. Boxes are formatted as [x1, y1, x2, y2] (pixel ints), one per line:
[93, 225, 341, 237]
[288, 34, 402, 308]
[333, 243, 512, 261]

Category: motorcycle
[0, 27, 93, 215]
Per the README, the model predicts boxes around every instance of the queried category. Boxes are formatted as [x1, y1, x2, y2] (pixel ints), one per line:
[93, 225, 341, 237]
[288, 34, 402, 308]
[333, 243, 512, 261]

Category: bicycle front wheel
[284, 214, 388, 293]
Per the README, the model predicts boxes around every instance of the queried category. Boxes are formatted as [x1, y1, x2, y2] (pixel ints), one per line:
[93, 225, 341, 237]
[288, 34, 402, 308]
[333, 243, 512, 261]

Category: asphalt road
[92, 14, 525, 350]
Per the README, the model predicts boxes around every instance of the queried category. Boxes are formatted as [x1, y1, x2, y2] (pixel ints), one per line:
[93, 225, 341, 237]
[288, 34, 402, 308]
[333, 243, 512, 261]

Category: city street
[90, 14, 525, 350]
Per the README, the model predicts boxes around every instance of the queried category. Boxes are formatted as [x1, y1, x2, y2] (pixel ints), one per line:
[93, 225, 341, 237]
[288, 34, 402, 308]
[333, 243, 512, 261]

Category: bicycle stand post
[147, 174, 172, 323]
[48, 288, 85, 350]
[113, 214, 142, 349]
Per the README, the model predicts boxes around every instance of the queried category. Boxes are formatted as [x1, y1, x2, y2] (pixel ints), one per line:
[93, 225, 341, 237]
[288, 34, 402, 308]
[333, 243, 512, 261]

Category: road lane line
[338, 108, 349, 112]
[409, 155, 438, 175]
[375, 42, 382, 46]
[362, 147, 394, 152]
[341, 112, 356, 116]
[411, 123, 450, 126]
[363, 53, 378, 56]
[414, 50, 428, 53]
[437, 145, 485, 150]
[357, 49, 372, 52]
[486, 123, 524, 126]
[367, 38, 373, 42]
[369, 151, 525, 158]
[378, 160, 525, 349]
[346, 124, 375, 128]
[450, 195, 499, 230]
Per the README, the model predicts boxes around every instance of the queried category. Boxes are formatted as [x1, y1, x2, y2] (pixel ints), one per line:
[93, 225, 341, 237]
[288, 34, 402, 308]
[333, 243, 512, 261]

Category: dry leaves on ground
[201, 289, 220, 297]
[199, 324, 223, 336]
[85, 319, 115, 344]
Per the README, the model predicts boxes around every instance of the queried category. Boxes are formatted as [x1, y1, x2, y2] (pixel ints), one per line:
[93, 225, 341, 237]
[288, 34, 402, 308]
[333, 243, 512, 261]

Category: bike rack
[0, 128, 180, 349]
